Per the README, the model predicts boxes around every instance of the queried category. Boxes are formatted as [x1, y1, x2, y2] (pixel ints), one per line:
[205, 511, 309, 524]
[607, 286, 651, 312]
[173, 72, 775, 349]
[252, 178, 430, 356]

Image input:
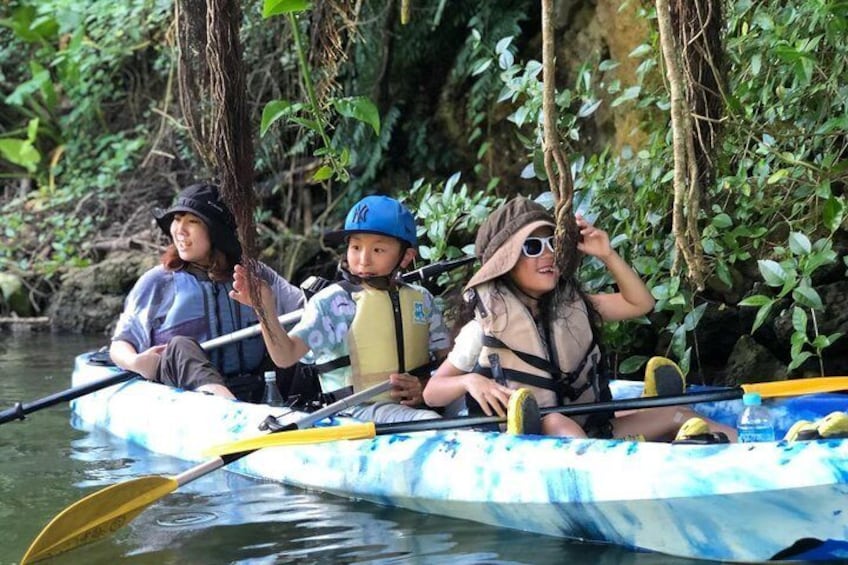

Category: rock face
[47, 251, 156, 335]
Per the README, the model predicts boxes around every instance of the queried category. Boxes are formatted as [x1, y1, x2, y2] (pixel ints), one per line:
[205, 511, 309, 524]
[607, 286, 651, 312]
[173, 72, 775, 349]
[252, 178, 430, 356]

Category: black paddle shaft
[375, 387, 745, 435]
[0, 371, 134, 424]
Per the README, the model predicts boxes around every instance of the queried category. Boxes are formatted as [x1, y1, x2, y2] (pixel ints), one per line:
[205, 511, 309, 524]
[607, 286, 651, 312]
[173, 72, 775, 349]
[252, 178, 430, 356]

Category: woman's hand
[390, 373, 425, 406]
[464, 373, 513, 417]
[133, 344, 166, 380]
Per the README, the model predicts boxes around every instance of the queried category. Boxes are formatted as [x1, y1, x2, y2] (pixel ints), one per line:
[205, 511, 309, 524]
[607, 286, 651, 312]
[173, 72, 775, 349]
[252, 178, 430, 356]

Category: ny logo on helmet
[351, 204, 369, 225]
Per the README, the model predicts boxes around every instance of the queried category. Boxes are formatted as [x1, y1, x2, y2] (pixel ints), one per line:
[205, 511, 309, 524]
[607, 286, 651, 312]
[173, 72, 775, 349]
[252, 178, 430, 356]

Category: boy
[230, 195, 450, 423]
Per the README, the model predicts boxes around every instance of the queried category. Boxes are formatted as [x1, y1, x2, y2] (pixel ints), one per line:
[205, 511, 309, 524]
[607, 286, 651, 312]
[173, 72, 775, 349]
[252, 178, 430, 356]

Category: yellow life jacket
[468, 281, 611, 431]
[316, 282, 431, 402]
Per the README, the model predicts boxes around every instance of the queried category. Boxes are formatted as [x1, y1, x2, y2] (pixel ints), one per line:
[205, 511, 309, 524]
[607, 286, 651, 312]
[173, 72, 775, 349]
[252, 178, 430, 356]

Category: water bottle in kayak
[262, 370, 284, 407]
[737, 392, 775, 443]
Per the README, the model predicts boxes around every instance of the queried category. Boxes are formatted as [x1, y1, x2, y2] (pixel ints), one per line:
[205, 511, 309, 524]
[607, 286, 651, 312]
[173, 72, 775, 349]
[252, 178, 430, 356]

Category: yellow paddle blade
[744, 377, 848, 398]
[204, 421, 377, 457]
[22, 476, 177, 564]
[507, 388, 541, 435]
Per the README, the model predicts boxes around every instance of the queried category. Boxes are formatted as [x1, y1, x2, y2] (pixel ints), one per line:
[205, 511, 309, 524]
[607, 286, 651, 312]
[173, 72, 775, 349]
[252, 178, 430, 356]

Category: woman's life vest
[315, 282, 432, 402]
[151, 270, 265, 378]
[466, 281, 612, 433]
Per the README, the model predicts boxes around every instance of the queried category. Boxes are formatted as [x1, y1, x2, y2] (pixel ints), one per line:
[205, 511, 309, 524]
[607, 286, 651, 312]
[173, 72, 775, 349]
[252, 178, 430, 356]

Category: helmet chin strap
[339, 260, 404, 291]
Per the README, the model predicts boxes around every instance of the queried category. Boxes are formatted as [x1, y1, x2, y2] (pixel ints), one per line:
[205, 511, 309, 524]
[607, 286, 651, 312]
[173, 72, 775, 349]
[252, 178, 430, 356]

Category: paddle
[20, 379, 391, 564]
[204, 377, 848, 455]
[0, 309, 304, 425]
[0, 255, 475, 425]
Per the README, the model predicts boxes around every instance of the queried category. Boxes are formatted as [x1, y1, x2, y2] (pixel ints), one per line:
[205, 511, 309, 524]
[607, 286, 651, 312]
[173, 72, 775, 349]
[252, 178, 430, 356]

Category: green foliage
[406, 172, 499, 260]
[0, 0, 169, 300]
[0, 118, 41, 174]
[462, 0, 848, 376]
[739, 232, 841, 373]
[260, 2, 381, 183]
[403, 172, 501, 291]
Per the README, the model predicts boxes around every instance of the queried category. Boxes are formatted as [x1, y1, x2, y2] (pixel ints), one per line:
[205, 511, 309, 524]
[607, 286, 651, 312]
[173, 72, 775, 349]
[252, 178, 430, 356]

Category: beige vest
[472, 282, 605, 427]
[347, 284, 431, 401]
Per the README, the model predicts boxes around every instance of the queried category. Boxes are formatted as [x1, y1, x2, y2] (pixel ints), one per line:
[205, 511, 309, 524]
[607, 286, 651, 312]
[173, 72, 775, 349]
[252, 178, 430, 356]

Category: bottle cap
[742, 392, 762, 406]
[264, 370, 276, 381]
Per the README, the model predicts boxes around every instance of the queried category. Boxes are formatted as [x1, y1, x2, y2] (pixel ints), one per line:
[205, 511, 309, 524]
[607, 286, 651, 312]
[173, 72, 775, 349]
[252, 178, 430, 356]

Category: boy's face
[346, 233, 415, 279]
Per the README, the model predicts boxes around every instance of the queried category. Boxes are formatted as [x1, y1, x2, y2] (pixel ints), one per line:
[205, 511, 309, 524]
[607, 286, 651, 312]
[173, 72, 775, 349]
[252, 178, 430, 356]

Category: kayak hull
[70, 353, 848, 562]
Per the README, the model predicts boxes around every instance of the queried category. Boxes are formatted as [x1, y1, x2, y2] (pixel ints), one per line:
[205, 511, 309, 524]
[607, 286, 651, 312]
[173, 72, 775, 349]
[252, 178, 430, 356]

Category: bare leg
[611, 406, 737, 442]
[542, 413, 588, 438]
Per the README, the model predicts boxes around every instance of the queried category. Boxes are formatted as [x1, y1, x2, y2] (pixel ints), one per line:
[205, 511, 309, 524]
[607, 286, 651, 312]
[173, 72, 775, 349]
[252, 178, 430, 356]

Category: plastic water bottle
[262, 370, 284, 407]
[737, 392, 775, 443]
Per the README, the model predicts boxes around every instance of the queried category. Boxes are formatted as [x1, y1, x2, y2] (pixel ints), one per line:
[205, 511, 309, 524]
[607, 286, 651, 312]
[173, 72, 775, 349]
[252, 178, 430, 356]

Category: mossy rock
[47, 250, 157, 334]
[0, 272, 33, 317]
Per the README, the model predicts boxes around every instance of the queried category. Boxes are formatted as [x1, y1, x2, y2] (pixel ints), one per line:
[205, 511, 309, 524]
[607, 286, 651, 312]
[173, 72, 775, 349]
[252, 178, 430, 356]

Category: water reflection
[62, 427, 716, 564]
[0, 333, 796, 564]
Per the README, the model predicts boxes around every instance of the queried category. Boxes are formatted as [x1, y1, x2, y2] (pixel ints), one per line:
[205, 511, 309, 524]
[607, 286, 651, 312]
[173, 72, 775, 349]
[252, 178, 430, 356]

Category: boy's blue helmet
[328, 195, 417, 247]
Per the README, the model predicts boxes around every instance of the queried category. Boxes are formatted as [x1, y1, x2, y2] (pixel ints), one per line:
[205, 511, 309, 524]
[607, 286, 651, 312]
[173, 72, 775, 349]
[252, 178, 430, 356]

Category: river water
[0, 332, 743, 564]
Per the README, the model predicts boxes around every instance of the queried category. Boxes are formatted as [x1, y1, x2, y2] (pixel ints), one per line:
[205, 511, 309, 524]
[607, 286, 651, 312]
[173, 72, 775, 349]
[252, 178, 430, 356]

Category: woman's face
[170, 212, 213, 265]
[509, 226, 559, 299]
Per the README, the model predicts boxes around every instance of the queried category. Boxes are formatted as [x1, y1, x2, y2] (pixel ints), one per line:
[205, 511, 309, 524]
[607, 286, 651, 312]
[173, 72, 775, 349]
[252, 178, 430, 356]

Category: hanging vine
[540, 0, 579, 280]
[176, 0, 266, 323]
[655, 0, 709, 290]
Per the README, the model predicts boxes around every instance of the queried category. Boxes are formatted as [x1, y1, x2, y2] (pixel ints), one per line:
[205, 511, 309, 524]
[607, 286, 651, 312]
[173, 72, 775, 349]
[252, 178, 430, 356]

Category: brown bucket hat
[465, 196, 555, 290]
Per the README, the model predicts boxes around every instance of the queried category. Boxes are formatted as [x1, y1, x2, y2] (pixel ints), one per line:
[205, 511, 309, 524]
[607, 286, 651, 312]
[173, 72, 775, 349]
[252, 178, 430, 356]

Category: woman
[110, 183, 304, 400]
[423, 196, 736, 441]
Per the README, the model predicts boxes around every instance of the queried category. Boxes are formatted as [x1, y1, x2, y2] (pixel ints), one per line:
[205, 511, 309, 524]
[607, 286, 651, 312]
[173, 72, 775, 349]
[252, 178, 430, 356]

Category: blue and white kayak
[69, 352, 848, 563]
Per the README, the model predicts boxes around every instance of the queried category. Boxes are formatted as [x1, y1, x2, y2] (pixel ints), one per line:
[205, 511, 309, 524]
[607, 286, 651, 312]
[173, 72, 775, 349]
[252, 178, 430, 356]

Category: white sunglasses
[521, 236, 555, 258]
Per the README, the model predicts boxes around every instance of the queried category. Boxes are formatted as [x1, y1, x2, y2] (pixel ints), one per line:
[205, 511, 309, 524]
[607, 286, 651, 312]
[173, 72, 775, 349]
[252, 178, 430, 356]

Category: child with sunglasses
[423, 196, 737, 441]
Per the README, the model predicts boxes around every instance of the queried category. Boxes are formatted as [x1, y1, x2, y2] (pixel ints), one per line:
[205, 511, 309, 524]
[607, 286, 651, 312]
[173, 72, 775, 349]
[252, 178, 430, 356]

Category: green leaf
[750, 303, 773, 334]
[711, 213, 733, 229]
[577, 99, 602, 118]
[332, 96, 380, 136]
[289, 116, 321, 132]
[618, 355, 648, 375]
[611, 86, 641, 107]
[791, 306, 808, 334]
[670, 325, 687, 359]
[683, 303, 707, 331]
[788, 232, 811, 256]
[472, 59, 493, 76]
[751, 52, 761, 75]
[758, 259, 787, 287]
[812, 334, 837, 349]
[823, 197, 845, 233]
[738, 294, 772, 307]
[263, 0, 310, 18]
[311, 165, 333, 182]
[628, 44, 652, 58]
[495, 36, 514, 54]
[0, 138, 41, 172]
[632, 256, 659, 275]
[788, 351, 813, 371]
[260, 100, 297, 136]
[716, 260, 732, 288]
[792, 286, 822, 310]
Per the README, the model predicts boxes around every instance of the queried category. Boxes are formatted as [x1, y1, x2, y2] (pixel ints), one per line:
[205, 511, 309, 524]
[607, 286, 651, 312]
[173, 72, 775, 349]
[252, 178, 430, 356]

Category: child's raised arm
[229, 264, 309, 367]
[576, 214, 655, 322]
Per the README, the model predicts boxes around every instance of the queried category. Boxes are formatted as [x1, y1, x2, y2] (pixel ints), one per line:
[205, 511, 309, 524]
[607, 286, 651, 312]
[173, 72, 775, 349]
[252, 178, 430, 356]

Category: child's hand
[465, 373, 513, 417]
[390, 373, 424, 406]
[576, 214, 613, 260]
[229, 264, 274, 310]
